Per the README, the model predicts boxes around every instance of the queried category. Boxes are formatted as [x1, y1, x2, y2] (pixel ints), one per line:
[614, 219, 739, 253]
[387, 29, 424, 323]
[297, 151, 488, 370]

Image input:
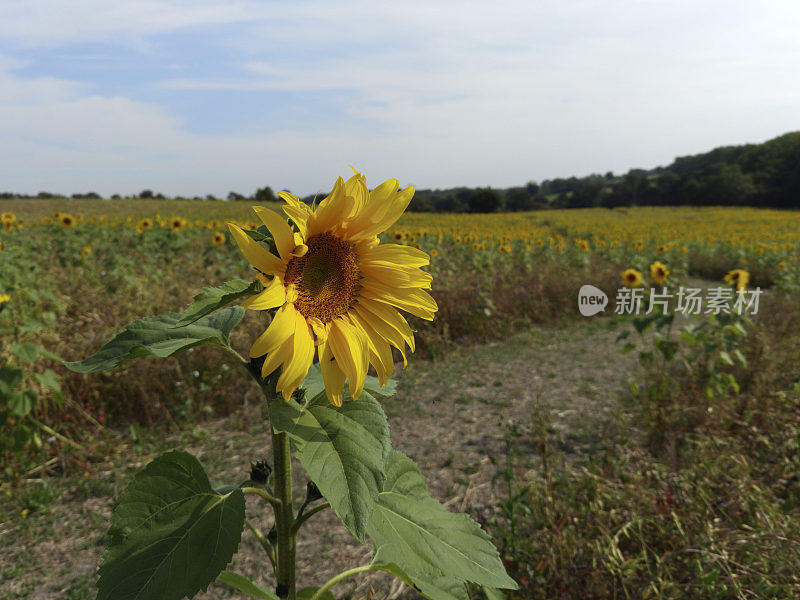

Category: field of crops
[2, 201, 800, 462]
[2, 199, 800, 599]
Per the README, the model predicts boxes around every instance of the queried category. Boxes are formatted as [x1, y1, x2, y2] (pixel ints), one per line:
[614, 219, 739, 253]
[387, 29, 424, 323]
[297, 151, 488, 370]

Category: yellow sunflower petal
[241, 276, 286, 310]
[261, 337, 293, 379]
[328, 318, 369, 400]
[249, 303, 296, 358]
[228, 222, 286, 276]
[349, 312, 394, 385]
[253, 206, 296, 261]
[359, 242, 430, 268]
[318, 339, 346, 406]
[360, 281, 438, 320]
[276, 312, 315, 401]
[361, 262, 433, 289]
[356, 297, 416, 351]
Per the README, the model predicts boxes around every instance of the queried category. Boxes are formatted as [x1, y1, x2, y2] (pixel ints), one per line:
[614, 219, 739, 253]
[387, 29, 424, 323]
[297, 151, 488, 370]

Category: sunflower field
[2, 196, 800, 599]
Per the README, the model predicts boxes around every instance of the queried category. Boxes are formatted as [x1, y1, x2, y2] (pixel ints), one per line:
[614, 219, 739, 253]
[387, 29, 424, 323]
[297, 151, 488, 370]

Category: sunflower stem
[272, 426, 296, 600]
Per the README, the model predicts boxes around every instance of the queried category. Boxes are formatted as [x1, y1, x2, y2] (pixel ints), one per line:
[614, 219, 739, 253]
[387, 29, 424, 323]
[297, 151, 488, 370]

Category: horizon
[1, 1, 799, 197]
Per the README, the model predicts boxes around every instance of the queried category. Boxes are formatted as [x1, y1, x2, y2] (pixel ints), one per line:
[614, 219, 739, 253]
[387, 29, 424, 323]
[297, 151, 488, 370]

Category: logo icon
[578, 285, 608, 316]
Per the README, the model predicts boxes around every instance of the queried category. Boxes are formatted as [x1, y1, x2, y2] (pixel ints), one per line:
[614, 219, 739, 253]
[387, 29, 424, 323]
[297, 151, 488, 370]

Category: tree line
[3, 132, 798, 212]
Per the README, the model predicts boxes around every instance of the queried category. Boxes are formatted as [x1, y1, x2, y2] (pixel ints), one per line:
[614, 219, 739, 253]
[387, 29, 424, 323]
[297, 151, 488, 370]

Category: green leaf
[268, 391, 390, 542]
[217, 572, 278, 600]
[244, 225, 274, 244]
[297, 587, 336, 600]
[0, 365, 23, 394]
[7, 390, 36, 416]
[373, 558, 469, 600]
[65, 307, 244, 373]
[33, 369, 62, 399]
[483, 587, 506, 600]
[175, 279, 262, 327]
[368, 451, 517, 591]
[719, 351, 734, 366]
[11, 342, 42, 363]
[97, 451, 245, 600]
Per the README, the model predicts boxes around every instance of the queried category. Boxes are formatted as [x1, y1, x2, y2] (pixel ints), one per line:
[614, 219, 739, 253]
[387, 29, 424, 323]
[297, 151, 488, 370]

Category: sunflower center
[284, 232, 360, 322]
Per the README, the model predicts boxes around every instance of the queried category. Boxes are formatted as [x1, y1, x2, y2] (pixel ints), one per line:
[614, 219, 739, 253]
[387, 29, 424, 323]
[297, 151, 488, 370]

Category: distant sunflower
[650, 261, 669, 285]
[211, 232, 226, 246]
[59, 214, 75, 227]
[169, 217, 187, 232]
[777, 261, 787, 270]
[81, 246, 92, 258]
[621, 268, 643, 288]
[228, 170, 437, 405]
[0, 292, 10, 310]
[723, 269, 749, 292]
[137, 218, 153, 233]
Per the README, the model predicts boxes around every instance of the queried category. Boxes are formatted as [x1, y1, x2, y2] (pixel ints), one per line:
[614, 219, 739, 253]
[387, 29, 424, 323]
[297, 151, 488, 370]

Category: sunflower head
[227, 169, 437, 405]
[169, 217, 187, 231]
[621, 268, 643, 288]
[81, 245, 92, 257]
[777, 261, 787, 270]
[138, 218, 154, 232]
[649, 261, 669, 285]
[723, 269, 749, 291]
[59, 214, 75, 227]
[211, 232, 226, 246]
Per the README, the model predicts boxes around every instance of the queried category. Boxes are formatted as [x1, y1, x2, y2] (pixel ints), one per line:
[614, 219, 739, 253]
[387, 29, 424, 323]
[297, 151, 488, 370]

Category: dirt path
[0, 317, 635, 600]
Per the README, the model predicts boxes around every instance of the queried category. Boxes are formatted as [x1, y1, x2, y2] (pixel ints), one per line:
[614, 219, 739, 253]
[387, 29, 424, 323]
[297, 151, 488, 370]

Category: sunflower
[211, 232, 226, 246]
[59, 214, 75, 227]
[723, 269, 749, 292]
[81, 245, 92, 258]
[650, 261, 669, 285]
[228, 170, 437, 405]
[137, 218, 153, 233]
[0, 212, 15, 225]
[0, 293, 10, 311]
[777, 261, 787, 270]
[621, 268, 643, 288]
[169, 217, 187, 231]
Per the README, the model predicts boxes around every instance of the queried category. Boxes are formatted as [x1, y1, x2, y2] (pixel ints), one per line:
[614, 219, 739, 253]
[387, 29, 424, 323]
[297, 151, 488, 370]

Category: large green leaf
[175, 279, 261, 327]
[217, 572, 278, 600]
[65, 307, 244, 373]
[268, 392, 390, 542]
[368, 451, 517, 592]
[97, 451, 245, 600]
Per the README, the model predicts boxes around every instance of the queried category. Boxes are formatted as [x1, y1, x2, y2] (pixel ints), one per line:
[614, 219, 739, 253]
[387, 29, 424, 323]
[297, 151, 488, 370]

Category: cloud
[1, 1, 800, 195]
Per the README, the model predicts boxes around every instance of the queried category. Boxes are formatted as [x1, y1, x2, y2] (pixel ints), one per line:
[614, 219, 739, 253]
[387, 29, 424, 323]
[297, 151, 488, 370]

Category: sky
[1, 0, 799, 198]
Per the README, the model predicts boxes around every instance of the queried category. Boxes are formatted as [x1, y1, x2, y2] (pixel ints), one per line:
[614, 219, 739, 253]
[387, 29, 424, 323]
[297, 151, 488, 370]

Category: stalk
[272, 427, 296, 599]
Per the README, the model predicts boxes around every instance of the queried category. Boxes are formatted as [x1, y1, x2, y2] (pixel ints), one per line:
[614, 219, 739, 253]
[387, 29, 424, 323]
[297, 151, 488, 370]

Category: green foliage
[97, 451, 245, 600]
[175, 278, 261, 327]
[368, 451, 516, 592]
[269, 385, 390, 541]
[217, 572, 279, 599]
[65, 307, 244, 373]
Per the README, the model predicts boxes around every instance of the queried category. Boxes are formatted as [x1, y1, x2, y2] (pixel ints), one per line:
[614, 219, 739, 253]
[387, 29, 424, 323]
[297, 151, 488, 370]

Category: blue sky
[1, 0, 799, 197]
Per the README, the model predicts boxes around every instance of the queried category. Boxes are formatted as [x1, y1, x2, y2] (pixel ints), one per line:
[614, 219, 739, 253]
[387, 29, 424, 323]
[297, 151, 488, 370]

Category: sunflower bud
[249, 459, 272, 484]
[305, 481, 323, 503]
